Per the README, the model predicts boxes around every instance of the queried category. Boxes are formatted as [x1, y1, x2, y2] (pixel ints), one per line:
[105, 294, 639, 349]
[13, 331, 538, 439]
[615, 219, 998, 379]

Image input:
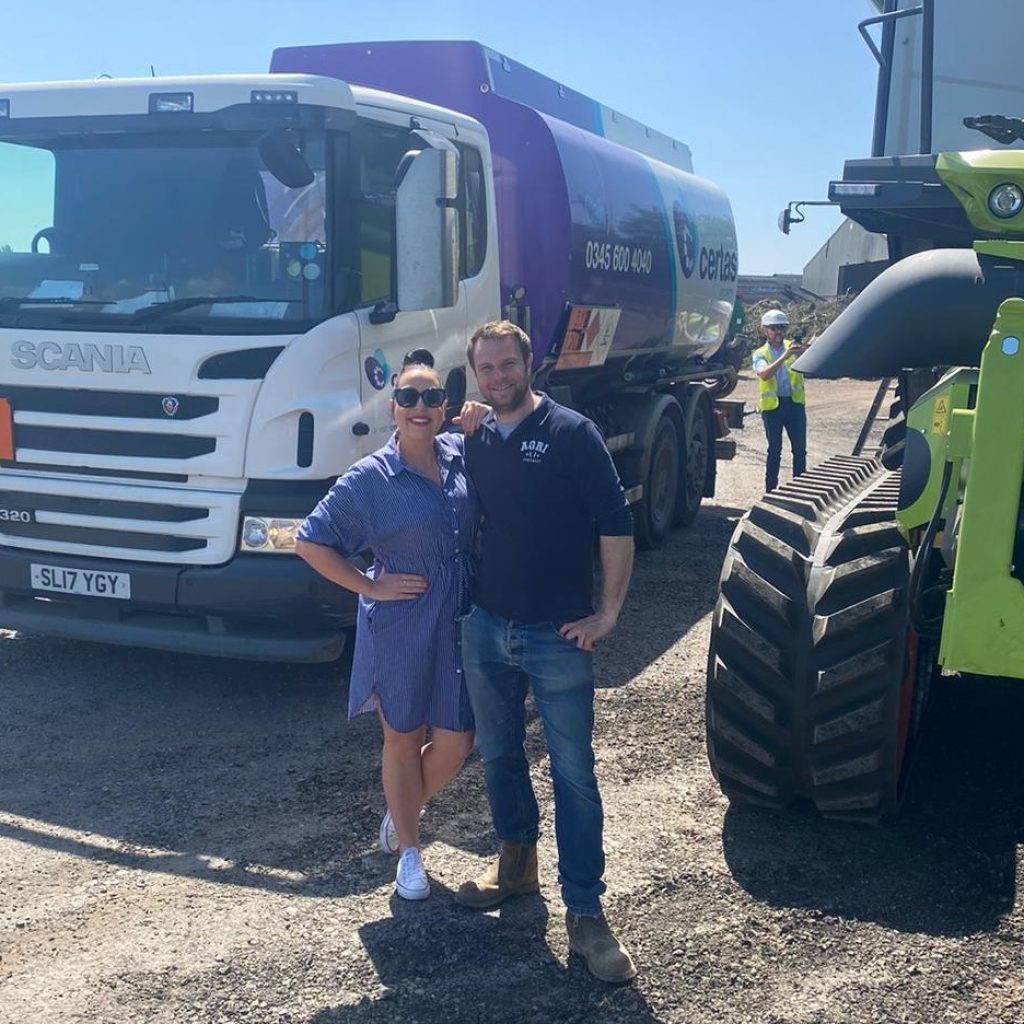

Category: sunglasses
[765, 325, 787, 332]
[393, 385, 447, 408]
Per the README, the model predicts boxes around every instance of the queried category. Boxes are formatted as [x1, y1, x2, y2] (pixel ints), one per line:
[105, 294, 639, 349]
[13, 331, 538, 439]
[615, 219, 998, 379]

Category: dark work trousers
[761, 397, 807, 491]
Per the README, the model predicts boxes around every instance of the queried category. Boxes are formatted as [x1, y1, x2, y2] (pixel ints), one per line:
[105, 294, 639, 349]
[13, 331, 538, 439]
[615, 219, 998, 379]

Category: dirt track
[3, 375, 1024, 1024]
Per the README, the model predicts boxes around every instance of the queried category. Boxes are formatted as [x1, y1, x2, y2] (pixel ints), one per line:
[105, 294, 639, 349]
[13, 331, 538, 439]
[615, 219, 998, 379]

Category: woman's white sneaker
[379, 810, 400, 855]
[379, 808, 425, 855]
[395, 847, 430, 900]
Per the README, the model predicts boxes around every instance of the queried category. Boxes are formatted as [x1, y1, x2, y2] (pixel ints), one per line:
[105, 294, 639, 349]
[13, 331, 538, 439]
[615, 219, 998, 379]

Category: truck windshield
[0, 127, 333, 333]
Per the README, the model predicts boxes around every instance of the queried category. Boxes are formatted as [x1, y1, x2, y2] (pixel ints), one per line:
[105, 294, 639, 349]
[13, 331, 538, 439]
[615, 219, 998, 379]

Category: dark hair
[395, 361, 441, 387]
[467, 320, 532, 370]
[403, 348, 435, 368]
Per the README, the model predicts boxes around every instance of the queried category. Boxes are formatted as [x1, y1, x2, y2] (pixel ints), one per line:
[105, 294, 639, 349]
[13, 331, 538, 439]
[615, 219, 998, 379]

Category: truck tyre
[634, 414, 679, 550]
[674, 395, 711, 528]
[706, 455, 931, 823]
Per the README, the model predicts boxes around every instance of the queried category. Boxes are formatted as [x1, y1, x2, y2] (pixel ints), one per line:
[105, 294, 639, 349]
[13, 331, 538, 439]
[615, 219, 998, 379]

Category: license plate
[30, 563, 131, 600]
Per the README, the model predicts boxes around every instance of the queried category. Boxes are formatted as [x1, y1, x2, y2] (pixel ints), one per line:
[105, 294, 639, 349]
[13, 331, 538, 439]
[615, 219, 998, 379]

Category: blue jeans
[461, 605, 606, 916]
[762, 397, 807, 491]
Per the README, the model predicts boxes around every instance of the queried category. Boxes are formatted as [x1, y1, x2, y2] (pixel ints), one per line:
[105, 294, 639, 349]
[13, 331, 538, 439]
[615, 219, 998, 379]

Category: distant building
[737, 274, 818, 304]
[802, 220, 889, 297]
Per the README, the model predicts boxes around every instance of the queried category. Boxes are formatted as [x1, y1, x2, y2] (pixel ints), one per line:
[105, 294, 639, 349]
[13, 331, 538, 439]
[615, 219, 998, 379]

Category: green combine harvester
[705, 0, 1024, 822]
[706, 126, 1024, 822]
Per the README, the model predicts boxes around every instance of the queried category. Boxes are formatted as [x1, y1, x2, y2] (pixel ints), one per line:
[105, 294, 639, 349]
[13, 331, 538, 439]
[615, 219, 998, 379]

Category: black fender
[794, 249, 1024, 379]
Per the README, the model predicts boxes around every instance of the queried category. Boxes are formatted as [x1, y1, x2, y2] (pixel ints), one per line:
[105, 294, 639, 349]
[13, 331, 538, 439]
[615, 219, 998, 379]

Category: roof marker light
[149, 92, 193, 113]
[251, 90, 298, 105]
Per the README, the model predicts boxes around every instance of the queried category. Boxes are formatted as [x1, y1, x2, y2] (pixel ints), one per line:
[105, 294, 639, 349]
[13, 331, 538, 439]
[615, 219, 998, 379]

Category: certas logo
[672, 201, 738, 284]
[672, 201, 698, 279]
[10, 341, 152, 374]
[520, 439, 549, 464]
[699, 243, 738, 283]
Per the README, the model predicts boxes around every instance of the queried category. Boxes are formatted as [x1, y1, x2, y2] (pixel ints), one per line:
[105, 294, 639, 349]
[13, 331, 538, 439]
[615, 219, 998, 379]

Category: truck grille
[0, 479, 239, 564]
[0, 385, 219, 419]
[0, 385, 245, 564]
[0, 384, 233, 478]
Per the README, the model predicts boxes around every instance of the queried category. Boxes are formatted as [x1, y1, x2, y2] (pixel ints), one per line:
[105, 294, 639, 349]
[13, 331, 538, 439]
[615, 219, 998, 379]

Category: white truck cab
[0, 73, 496, 659]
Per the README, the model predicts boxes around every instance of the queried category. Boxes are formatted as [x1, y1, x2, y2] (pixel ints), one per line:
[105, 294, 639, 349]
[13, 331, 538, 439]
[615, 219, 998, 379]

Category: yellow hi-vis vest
[754, 339, 806, 412]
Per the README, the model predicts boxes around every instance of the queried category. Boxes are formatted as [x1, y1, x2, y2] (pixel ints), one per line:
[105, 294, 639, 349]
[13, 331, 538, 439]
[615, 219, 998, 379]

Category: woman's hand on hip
[368, 571, 429, 601]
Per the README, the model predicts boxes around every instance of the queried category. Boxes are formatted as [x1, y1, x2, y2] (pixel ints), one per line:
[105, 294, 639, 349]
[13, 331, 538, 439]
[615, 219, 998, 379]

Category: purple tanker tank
[271, 41, 738, 376]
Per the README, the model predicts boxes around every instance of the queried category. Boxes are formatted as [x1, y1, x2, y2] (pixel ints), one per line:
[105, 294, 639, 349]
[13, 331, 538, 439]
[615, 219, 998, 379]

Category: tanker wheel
[705, 455, 932, 823]
[634, 414, 679, 550]
[674, 399, 710, 528]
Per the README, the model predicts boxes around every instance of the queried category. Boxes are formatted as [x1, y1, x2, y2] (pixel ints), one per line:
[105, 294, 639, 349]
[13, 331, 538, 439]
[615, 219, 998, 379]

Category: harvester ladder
[852, 377, 896, 457]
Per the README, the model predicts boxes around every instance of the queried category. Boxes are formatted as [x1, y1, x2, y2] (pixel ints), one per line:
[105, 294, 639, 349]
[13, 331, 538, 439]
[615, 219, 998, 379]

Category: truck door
[351, 121, 464, 441]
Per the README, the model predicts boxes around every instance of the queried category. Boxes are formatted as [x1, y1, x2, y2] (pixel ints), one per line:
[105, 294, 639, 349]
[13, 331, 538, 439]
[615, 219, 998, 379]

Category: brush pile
[734, 294, 856, 354]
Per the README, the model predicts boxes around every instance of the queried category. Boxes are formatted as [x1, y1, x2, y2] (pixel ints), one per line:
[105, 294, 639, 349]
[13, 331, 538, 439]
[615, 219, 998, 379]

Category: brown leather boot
[566, 911, 637, 983]
[455, 841, 539, 909]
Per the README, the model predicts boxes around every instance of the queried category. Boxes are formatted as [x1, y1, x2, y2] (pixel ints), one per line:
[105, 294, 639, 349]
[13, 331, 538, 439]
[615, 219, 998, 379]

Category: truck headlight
[240, 516, 302, 553]
[988, 182, 1024, 219]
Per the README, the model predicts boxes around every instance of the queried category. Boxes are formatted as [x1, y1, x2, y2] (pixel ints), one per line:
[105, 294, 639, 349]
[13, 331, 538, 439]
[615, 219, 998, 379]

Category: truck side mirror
[395, 143, 459, 312]
[258, 127, 314, 189]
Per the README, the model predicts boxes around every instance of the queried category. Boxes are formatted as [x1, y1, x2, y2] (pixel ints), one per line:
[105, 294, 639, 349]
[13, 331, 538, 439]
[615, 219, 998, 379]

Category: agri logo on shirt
[520, 439, 550, 464]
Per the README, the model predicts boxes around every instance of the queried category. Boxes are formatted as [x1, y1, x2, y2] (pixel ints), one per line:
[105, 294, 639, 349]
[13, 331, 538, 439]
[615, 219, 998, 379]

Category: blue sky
[1, 0, 878, 275]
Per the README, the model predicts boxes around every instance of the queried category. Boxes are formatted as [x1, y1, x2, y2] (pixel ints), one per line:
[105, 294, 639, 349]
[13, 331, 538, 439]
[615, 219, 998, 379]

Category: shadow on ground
[0, 631, 507, 897]
[307, 891, 658, 1024]
[596, 502, 744, 689]
[722, 673, 1024, 936]
[0, 498, 737, 899]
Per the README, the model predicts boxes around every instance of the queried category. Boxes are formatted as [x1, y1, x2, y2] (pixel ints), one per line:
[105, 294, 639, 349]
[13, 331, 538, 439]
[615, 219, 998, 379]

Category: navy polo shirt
[465, 394, 633, 624]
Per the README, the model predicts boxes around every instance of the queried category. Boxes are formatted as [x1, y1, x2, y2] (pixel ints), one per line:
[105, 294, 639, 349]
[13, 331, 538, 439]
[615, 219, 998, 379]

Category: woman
[296, 358, 476, 901]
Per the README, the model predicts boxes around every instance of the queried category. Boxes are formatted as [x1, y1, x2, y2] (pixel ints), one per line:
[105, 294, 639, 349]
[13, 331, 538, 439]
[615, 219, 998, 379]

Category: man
[752, 309, 808, 492]
[457, 320, 637, 984]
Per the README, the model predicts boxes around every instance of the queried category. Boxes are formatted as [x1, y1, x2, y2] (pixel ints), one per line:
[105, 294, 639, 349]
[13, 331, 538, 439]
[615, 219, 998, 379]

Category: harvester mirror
[778, 207, 793, 235]
[963, 114, 1024, 146]
[258, 127, 315, 189]
[395, 136, 459, 312]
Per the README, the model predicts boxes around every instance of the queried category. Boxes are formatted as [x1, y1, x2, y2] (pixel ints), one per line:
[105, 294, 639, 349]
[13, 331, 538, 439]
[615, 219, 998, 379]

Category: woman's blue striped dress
[298, 433, 476, 733]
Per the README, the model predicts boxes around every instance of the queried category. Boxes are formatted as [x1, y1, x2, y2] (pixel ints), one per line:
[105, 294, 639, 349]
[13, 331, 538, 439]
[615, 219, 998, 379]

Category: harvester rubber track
[706, 454, 924, 823]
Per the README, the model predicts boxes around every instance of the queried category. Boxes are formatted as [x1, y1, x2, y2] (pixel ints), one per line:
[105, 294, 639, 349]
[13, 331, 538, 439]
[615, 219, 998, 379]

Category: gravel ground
[3, 375, 1024, 1024]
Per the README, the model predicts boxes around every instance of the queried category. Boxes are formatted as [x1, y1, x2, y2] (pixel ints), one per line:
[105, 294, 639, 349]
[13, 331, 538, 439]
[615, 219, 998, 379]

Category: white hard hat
[760, 309, 789, 327]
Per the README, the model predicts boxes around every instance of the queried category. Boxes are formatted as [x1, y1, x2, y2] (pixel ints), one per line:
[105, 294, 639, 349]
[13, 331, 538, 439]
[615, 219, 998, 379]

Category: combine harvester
[706, 0, 1024, 821]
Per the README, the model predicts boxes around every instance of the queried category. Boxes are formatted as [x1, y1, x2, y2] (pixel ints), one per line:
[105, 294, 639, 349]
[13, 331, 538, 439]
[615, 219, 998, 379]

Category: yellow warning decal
[932, 396, 950, 435]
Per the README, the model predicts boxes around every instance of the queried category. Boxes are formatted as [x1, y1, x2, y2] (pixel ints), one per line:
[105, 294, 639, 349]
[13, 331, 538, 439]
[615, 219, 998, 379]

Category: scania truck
[0, 41, 738, 661]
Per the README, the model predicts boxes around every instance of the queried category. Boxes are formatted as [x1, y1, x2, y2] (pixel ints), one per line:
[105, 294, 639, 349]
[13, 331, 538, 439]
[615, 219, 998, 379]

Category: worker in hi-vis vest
[752, 309, 808, 492]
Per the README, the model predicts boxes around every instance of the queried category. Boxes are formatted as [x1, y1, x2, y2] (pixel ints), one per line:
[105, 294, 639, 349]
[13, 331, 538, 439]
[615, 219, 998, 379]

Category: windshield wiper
[0, 296, 109, 311]
[130, 295, 295, 321]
